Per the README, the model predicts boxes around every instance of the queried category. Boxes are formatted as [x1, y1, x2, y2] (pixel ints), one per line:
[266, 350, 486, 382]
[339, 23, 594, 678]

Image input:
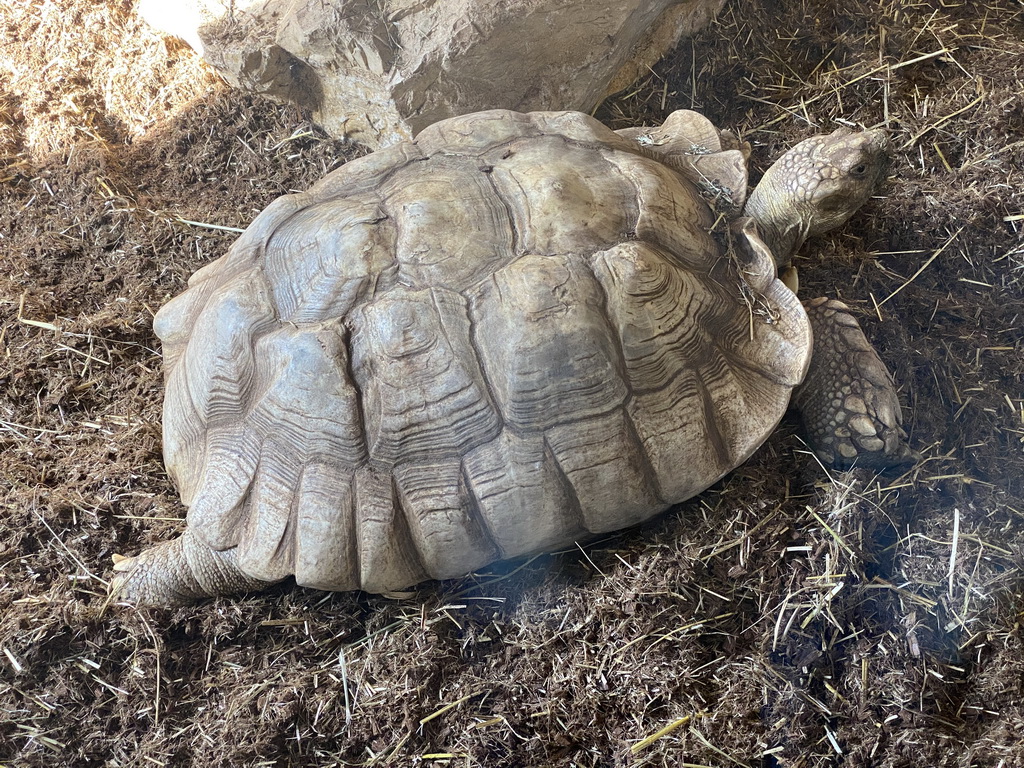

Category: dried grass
[2, 0, 1023, 766]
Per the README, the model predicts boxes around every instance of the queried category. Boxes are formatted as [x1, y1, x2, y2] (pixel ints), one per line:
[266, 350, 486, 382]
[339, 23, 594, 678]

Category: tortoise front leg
[794, 297, 918, 470]
[110, 529, 276, 607]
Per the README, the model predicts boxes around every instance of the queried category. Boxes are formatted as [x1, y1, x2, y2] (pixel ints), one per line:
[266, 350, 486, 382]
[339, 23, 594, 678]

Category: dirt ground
[1, 0, 1023, 766]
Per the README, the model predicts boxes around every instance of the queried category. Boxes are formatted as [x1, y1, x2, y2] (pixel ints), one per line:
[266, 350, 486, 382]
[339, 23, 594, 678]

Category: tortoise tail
[110, 529, 275, 607]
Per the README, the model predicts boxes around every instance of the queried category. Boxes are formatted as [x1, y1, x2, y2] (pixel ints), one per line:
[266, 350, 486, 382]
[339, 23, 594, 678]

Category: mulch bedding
[1, 0, 1023, 766]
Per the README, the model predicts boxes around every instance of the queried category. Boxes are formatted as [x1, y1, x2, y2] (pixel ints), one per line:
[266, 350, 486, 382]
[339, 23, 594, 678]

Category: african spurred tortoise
[111, 109, 915, 606]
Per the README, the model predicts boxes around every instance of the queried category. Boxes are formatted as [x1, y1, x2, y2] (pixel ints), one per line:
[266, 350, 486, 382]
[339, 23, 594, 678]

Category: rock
[138, 0, 724, 148]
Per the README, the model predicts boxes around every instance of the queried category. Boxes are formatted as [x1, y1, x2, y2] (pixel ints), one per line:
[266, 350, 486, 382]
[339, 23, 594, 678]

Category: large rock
[139, 0, 724, 148]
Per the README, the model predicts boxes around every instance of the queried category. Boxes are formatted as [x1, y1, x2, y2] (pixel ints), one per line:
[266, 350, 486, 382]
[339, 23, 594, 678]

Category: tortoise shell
[154, 109, 810, 593]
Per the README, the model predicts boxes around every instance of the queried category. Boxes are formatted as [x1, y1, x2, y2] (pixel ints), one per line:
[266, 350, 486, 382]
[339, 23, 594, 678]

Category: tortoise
[111, 109, 916, 606]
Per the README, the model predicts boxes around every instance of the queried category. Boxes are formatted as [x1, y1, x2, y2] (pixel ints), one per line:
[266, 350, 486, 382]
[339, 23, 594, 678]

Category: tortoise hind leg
[793, 298, 919, 470]
[110, 528, 276, 607]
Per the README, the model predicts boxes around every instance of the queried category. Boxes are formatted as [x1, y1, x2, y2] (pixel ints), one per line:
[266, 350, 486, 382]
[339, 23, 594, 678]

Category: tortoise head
[743, 127, 889, 268]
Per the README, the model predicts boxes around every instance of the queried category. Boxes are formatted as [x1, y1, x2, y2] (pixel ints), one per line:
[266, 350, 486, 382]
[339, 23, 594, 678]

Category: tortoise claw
[111, 553, 130, 569]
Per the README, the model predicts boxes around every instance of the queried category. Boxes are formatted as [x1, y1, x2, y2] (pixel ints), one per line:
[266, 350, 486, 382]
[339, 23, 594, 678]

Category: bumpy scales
[111, 109, 914, 606]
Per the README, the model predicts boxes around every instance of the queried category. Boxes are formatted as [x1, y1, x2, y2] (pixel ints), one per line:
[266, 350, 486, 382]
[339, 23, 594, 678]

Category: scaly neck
[743, 182, 810, 268]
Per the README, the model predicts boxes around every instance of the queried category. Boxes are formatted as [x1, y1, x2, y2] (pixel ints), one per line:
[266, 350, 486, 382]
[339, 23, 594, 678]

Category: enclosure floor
[2, 1, 1022, 765]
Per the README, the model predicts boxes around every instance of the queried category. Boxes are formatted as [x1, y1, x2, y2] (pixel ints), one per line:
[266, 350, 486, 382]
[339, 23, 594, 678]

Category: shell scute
[545, 410, 662, 533]
[292, 461, 358, 591]
[412, 109, 541, 155]
[462, 431, 582, 559]
[486, 136, 639, 256]
[349, 287, 501, 466]
[353, 466, 429, 593]
[263, 193, 394, 324]
[468, 252, 628, 431]
[162, 270, 275, 517]
[379, 156, 516, 290]
[306, 141, 425, 199]
[392, 461, 499, 580]
[601, 150, 716, 271]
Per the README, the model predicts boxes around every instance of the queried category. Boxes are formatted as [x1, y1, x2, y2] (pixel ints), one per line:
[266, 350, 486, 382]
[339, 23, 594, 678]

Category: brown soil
[2, 1, 1022, 766]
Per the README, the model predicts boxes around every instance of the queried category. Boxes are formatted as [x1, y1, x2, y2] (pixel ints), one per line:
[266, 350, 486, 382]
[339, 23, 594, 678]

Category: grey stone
[138, 0, 724, 148]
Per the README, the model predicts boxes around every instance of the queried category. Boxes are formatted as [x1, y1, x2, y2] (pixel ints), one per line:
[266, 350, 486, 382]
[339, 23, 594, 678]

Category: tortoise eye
[851, 163, 868, 176]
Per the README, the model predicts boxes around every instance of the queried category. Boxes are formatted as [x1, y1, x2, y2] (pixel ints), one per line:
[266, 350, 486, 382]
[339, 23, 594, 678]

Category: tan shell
[154, 109, 811, 593]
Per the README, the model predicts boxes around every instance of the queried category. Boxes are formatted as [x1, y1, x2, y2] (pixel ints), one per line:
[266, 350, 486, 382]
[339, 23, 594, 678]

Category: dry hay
[1, 0, 1023, 766]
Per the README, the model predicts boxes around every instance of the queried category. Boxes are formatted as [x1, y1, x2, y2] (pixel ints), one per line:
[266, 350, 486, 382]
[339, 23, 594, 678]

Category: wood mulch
[2, 1, 1022, 765]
